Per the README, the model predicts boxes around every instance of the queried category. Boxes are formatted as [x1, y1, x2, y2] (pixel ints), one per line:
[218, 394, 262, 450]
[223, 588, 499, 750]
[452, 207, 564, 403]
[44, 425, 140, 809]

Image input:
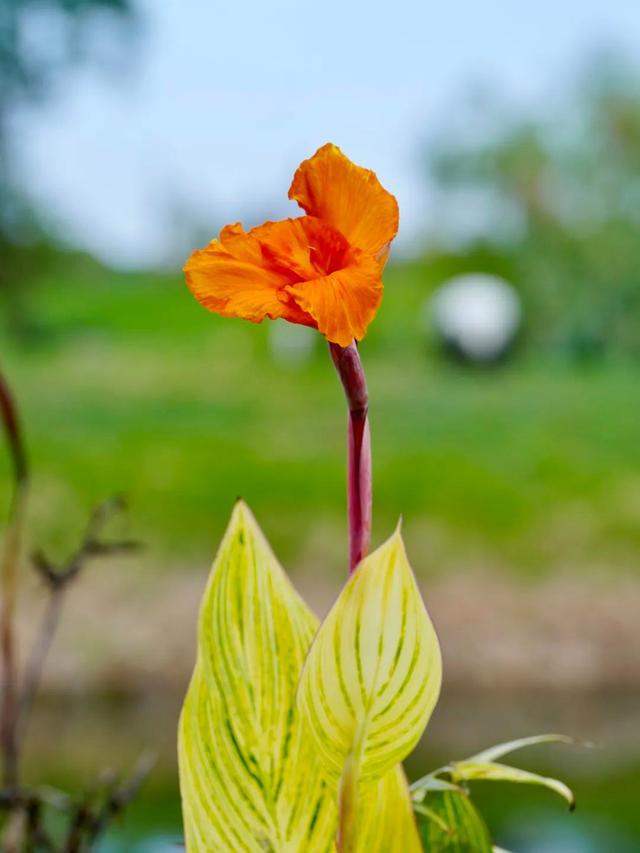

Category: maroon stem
[329, 342, 372, 573]
[0, 368, 28, 789]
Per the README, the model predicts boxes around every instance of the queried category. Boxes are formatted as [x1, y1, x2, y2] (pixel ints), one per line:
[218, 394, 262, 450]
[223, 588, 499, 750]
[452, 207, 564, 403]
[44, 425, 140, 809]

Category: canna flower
[184, 144, 399, 348]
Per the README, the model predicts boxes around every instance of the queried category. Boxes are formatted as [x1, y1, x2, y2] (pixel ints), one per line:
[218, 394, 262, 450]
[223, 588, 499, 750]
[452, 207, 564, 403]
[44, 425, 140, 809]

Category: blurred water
[23, 689, 640, 851]
[503, 816, 638, 852]
[101, 837, 182, 852]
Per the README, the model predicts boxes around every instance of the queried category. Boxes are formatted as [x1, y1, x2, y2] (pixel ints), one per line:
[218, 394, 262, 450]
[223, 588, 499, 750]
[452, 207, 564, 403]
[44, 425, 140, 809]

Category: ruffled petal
[289, 143, 399, 259]
[285, 249, 383, 347]
[184, 227, 291, 324]
[250, 216, 351, 283]
[184, 214, 384, 343]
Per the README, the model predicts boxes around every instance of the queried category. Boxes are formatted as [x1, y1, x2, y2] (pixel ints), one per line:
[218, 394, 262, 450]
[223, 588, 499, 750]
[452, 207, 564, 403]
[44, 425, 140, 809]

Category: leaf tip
[230, 497, 251, 527]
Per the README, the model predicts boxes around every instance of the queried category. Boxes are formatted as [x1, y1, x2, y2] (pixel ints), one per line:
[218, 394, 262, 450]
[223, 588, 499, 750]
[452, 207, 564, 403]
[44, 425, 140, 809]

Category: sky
[13, 0, 640, 268]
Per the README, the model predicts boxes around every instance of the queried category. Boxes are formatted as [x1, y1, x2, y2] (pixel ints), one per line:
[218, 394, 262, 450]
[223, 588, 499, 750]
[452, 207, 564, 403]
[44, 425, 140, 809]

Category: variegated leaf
[465, 734, 574, 764]
[450, 761, 575, 810]
[178, 501, 337, 852]
[344, 764, 422, 853]
[298, 526, 442, 786]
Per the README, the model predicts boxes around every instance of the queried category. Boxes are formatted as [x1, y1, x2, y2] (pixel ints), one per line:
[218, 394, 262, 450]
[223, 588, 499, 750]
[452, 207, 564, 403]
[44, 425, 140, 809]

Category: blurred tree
[0, 0, 136, 337]
[426, 57, 640, 361]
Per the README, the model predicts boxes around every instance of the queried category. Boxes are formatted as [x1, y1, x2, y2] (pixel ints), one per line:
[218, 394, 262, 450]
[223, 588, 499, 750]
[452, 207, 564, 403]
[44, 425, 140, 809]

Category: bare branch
[62, 755, 154, 852]
[18, 497, 141, 744]
[82, 754, 155, 847]
[31, 495, 141, 592]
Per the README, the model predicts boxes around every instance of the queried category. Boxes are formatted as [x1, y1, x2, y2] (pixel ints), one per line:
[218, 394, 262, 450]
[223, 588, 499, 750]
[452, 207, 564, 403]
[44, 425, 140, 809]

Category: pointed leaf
[298, 527, 442, 786]
[413, 803, 451, 834]
[179, 501, 337, 852]
[451, 761, 575, 810]
[417, 790, 492, 852]
[467, 734, 573, 764]
[411, 773, 464, 801]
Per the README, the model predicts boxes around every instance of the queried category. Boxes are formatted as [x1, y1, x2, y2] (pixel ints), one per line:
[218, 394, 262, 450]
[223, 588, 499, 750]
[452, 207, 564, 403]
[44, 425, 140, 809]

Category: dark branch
[31, 495, 141, 591]
[18, 496, 141, 744]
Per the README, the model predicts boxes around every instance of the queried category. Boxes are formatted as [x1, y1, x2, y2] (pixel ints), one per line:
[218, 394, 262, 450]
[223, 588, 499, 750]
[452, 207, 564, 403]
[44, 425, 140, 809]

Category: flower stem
[329, 342, 372, 573]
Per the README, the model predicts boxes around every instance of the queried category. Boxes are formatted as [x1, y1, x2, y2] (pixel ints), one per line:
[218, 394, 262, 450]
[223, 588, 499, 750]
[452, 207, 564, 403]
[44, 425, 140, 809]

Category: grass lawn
[1, 259, 639, 579]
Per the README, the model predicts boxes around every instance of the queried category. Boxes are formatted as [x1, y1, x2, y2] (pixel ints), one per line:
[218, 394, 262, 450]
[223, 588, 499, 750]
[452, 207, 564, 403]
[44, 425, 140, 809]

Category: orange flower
[184, 144, 399, 348]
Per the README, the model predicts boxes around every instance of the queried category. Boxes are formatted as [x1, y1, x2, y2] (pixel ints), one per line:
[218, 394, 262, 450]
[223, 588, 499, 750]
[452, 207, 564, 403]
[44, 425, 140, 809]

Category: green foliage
[0, 0, 137, 337]
[411, 736, 575, 851]
[0, 0, 133, 110]
[3, 267, 640, 575]
[428, 58, 640, 360]
[416, 791, 492, 852]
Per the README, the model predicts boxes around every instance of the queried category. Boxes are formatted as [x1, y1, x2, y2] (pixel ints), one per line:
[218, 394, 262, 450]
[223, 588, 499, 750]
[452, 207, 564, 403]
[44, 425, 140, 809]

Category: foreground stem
[329, 342, 372, 573]
[0, 368, 28, 791]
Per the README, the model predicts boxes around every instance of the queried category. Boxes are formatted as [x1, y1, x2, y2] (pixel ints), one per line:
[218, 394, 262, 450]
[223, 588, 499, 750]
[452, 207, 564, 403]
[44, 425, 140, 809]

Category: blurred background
[1, 0, 640, 849]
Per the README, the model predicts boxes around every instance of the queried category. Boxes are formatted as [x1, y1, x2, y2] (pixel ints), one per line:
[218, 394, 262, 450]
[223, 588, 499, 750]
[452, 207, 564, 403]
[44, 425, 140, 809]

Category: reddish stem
[329, 342, 372, 573]
[0, 368, 28, 789]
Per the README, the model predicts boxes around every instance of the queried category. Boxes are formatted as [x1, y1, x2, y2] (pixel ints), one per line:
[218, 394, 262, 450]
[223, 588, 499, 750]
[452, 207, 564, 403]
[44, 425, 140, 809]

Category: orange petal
[184, 224, 293, 324]
[184, 215, 383, 343]
[289, 143, 399, 259]
[285, 250, 383, 348]
[250, 216, 350, 283]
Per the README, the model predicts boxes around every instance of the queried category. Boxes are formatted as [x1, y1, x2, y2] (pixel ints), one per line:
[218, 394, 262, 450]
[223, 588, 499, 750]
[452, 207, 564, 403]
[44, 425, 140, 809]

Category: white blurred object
[429, 273, 522, 362]
[268, 321, 316, 365]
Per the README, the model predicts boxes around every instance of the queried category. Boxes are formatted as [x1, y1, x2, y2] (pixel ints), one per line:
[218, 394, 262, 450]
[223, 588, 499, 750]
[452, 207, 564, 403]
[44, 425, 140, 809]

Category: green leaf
[466, 734, 573, 764]
[178, 501, 337, 852]
[411, 772, 464, 801]
[413, 803, 451, 834]
[450, 761, 575, 810]
[417, 790, 493, 852]
[297, 526, 442, 787]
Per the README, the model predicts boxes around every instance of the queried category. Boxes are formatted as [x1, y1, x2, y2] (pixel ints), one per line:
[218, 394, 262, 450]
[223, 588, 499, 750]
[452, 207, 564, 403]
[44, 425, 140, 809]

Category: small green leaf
[297, 526, 442, 786]
[178, 501, 337, 852]
[450, 761, 576, 811]
[413, 802, 451, 834]
[411, 773, 464, 802]
[417, 790, 493, 852]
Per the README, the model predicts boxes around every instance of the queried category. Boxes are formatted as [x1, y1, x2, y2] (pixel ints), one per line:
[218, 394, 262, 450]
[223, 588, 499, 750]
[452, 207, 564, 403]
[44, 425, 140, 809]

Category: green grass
[1, 260, 639, 578]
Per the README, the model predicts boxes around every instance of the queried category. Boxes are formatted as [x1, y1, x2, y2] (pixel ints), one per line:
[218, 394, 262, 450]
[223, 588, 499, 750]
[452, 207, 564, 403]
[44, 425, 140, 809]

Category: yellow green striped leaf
[450, 761, 575, 810]
[342, 764, 422, 853]
[297, 526, 442, 786]
[178, 501, 337, 852]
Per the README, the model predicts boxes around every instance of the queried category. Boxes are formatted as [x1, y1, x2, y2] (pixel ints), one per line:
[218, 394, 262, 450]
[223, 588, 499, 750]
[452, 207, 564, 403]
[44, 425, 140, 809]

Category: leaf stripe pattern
[417, 790, 493, 852]
[179, 501, 337, 852]
[298, 526, 442, 786]
[349, 764, 423, 853]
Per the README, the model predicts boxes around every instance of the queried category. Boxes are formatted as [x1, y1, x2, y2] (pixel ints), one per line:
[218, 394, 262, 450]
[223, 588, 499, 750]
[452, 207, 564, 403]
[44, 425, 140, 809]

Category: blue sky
[14, 0, 640, 267]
